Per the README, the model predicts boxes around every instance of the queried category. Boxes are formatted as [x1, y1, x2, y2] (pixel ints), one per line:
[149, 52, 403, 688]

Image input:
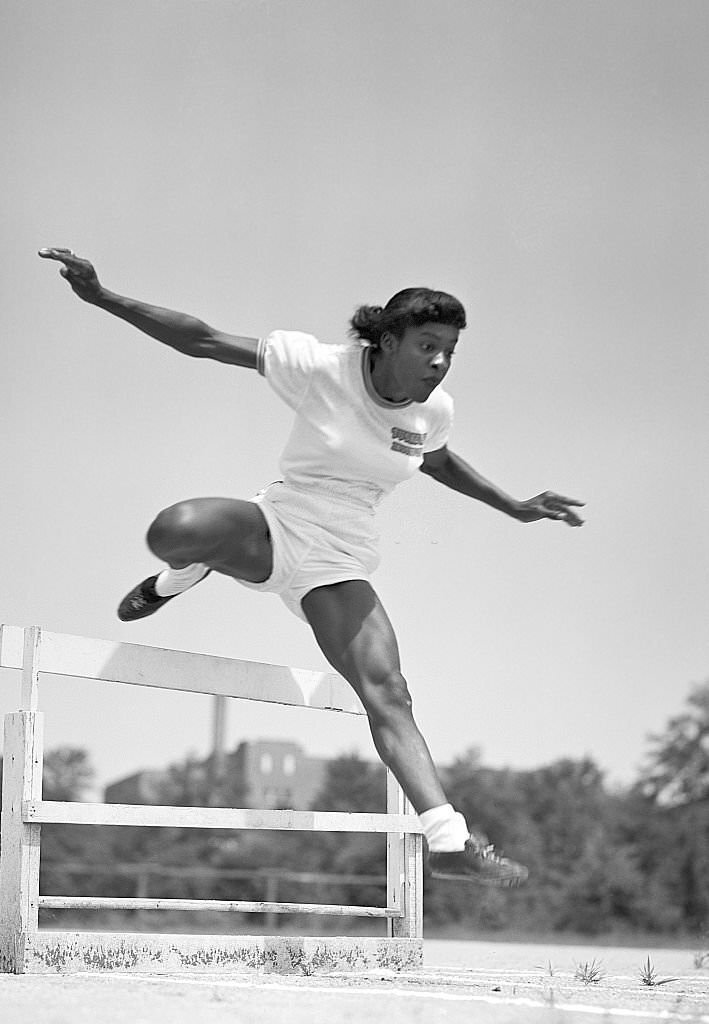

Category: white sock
[419, 803, 469, 853]
[154, 563, 210, 597]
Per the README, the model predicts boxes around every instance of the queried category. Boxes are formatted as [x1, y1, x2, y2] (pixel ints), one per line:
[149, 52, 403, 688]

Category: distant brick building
[229, 739, 327, 809]
[104, 739, 329, 810]
[104, 768, 170, 805]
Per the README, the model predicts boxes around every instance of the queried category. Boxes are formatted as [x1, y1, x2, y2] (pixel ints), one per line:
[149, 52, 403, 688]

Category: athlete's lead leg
[301, 579, 446, 814]
[301, 579, 529, 885]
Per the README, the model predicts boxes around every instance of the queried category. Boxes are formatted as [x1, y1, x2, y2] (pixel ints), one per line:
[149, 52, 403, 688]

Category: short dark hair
[349, 287, 466, 347]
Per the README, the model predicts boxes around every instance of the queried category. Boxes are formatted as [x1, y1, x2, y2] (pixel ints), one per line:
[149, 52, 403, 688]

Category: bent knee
[360, 670, 413, 723]
[147, 501, 204, 557]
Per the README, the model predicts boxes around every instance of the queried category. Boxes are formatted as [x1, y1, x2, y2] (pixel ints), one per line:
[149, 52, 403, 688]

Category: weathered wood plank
[386, 769, 404, 925]
[25, 800, 423, 833]
[0, 712, 44, 974]
[24, 931, 423, 974]
[386, 773, 423, 939]
[21, 627, 41, 712]
[38, 896, 399, 917]
[0, 624, 364, 714]
[405, 829, 425, 939]
[0, 624, 23, 672]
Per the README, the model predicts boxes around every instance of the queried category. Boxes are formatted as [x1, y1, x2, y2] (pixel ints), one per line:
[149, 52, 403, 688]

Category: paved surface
[1, 939, 708, 1023]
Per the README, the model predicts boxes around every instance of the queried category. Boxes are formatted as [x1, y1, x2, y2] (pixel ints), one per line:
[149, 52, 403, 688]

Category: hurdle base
[9, 931, 423, 975]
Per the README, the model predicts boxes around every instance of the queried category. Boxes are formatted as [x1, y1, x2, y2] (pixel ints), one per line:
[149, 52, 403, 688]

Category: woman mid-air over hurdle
[39, 246, 584, 887]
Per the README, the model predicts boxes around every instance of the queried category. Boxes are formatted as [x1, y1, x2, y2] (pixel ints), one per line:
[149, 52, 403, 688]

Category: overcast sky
[1, 0, 707, 796]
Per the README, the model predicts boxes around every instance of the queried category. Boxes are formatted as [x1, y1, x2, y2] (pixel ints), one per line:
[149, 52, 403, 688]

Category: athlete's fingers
[38, 247, 78, 264]
[562, 508, 584, 526]
[546, 493, 585, 507]
[537, 494, 584, 526]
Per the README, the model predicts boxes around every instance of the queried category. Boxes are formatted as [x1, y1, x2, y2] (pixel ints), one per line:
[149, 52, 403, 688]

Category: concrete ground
[1, 939, 708, 1023]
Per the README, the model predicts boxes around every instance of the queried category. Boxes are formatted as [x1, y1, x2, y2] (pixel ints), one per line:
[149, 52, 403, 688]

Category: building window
[260, 753, 273, 775]
[283, 754, 296, 776]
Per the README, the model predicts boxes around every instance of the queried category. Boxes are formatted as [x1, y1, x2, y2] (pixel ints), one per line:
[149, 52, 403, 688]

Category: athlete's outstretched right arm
[38, 247, 258, 368]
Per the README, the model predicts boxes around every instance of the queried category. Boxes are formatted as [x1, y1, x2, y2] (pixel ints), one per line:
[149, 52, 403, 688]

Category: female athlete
[39, 246, 584, 886]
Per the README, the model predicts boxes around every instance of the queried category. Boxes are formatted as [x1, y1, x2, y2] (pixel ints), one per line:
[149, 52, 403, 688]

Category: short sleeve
[257, 330, 322, 411]
[423, 390, 454, 453]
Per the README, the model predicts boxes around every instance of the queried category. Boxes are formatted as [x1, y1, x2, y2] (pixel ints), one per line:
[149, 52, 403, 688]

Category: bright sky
[1, 0, 707, 797]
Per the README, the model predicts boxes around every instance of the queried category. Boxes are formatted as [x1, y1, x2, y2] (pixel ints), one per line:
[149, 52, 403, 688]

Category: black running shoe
[117, 575, 177, 621]
[118, 570, 212, 621]
[427, 832, 529, 887]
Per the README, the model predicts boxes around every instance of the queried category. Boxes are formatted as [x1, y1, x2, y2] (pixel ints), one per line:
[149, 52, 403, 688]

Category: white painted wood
[386, 769, 404, 926]
[0, 624, 23, 670]
[406, 828, 425, 940]
[0, 712, 44, 974]
[25, 800, 423, 834]
[0, 624, 364, 714]
[26, 932, 423, 974]
[0, 624, 425, 965]
[21, 627, 41, 712]
[38, 896, 399, 917]
[385, 774, 407, 937]
[385, 773, 422, 939]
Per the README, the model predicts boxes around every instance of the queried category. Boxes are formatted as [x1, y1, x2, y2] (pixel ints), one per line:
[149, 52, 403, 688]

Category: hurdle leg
[0, 711, 45, 973]
[386, 769, 423, 940]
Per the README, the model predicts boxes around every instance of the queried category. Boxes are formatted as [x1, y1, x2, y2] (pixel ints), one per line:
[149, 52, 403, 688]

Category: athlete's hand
[38, 247, 103, 304]
[516, 492, 585, 527]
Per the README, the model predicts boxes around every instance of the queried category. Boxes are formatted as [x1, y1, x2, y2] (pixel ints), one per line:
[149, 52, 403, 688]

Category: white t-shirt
[257, 330, 454, 513]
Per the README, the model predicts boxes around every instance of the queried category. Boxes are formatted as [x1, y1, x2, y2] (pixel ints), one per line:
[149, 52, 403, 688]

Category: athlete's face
[382, 322, 459, 403]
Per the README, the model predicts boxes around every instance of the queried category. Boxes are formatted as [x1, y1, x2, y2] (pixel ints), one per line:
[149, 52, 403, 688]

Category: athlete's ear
[379, 330, 400, 354]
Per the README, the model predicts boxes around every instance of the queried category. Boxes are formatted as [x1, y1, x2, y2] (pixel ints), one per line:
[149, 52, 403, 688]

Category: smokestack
[209, 694, 227, 804]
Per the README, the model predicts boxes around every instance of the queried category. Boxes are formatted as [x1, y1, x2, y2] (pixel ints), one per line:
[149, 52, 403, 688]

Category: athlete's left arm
[419, 446, 585, 526]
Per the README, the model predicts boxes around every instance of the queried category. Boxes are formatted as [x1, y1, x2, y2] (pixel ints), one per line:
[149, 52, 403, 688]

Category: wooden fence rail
[0, 624, 423, 975]
[41, 862, 389, 930]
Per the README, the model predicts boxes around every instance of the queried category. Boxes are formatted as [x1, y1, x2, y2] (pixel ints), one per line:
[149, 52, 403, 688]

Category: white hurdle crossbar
[0, 624, 423, 974]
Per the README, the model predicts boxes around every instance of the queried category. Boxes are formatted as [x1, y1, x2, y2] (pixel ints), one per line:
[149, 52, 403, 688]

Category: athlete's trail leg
[302, 580, 448, 814]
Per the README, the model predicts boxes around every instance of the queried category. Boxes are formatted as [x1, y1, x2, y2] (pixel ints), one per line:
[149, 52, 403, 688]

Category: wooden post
[0, 711, 45, 973]
[208, 695, 227, 805]
[386, 770, 423, 939]
[21, 626, 41, 712]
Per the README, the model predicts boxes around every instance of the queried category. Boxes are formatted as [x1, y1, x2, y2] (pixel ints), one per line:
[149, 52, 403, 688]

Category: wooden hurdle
[0, 624, 423, 975]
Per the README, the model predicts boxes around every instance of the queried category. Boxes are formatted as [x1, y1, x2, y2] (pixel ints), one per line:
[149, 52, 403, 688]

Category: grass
[534, 959, 555, 977]
[574, 958, 605, 985]
[638, 956, 678, 987]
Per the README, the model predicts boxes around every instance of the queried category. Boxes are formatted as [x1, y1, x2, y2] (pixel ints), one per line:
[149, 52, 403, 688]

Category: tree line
[1, 679, 707, 938]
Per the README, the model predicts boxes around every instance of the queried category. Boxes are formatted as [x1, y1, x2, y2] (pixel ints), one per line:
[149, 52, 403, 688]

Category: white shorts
[238, 482, 381, 620]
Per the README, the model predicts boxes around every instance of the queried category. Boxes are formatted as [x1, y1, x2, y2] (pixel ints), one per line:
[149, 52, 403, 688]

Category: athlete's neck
[368, 349, 408, 403]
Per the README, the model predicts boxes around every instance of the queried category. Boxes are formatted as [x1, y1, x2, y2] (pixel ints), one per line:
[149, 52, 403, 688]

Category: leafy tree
[641, 680, 709, 805]
[311, 752, 385, 813]
[555, 830, 646, 935]
[43, 746, 94, 801]
[628, 680, 709, 934]
[2, 746, 94, 806]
